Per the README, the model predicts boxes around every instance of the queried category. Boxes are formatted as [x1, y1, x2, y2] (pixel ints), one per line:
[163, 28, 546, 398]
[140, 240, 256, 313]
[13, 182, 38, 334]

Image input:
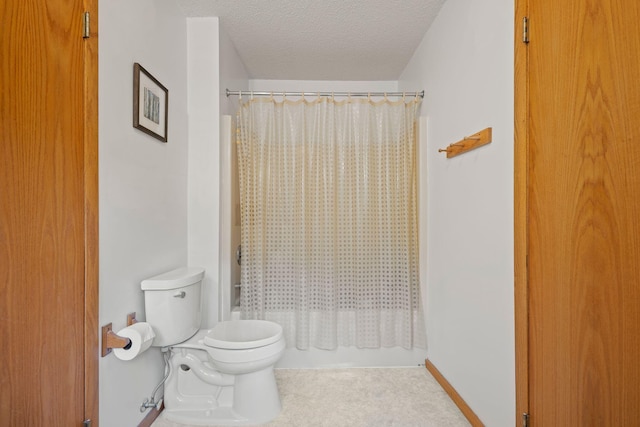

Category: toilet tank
[141, 267, 205, 347]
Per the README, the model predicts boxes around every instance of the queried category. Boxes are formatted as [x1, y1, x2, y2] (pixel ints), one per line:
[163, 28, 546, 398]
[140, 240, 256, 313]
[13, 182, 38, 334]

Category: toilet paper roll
[113, 322, 155, 361]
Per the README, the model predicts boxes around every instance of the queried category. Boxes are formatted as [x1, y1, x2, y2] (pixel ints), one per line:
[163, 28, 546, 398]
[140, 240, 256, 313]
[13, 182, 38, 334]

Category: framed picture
[133, 63, 168, 142]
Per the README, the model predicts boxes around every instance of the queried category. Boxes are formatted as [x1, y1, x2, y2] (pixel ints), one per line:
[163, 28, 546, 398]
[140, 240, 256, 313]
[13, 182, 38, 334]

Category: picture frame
[133, 62, 168, 142]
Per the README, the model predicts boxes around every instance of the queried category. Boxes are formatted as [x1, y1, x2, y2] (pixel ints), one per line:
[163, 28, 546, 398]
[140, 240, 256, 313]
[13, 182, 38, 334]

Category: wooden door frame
[83, 0, 99, 424]
[514, 0, 529, 425]
[77, 1, 534, 424]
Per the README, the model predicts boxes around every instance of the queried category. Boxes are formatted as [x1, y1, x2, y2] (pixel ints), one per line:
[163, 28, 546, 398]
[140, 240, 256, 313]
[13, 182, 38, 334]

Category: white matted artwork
[133, 62, 168, 142]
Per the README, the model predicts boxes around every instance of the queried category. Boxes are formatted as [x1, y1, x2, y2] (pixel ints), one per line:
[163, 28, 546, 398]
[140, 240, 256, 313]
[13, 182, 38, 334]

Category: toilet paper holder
[101, 312, 138, 357]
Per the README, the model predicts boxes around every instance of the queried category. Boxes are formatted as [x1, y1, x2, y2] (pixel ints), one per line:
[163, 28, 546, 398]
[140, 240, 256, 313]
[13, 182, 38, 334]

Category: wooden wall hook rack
[438, 127, 492, 158]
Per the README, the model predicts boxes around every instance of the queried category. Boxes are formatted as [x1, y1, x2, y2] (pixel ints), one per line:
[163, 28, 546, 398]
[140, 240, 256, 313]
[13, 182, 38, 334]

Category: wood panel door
[516, 0, 640, 425]
[0, 0, 98, 426]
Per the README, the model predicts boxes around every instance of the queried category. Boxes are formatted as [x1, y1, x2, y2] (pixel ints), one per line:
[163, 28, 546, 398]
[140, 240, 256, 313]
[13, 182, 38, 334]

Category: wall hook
[439, 127, 492, 158]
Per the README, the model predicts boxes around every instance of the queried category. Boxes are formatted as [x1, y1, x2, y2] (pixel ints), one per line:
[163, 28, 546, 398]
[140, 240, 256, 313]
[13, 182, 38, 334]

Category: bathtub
[222, 114, 429, 369]
[230, 307, 427, 369]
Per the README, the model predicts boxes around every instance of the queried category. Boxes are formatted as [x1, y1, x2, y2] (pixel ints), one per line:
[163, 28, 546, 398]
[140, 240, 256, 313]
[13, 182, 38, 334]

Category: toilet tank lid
[141, 267, 205, 291]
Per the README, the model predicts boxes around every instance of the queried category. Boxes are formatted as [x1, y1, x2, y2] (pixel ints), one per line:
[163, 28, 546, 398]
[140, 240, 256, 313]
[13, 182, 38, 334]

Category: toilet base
[164, 346, 283, 425]
[162, 407, 251, 426]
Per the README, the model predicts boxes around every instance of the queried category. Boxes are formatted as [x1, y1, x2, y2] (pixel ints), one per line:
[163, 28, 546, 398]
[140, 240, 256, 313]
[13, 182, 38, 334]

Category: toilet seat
[204, 320, 283, 349]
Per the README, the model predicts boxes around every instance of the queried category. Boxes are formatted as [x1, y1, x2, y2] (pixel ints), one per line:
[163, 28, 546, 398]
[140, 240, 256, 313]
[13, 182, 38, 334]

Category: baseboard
[425, 359, 484, 427]
[138, 402, 164, 427]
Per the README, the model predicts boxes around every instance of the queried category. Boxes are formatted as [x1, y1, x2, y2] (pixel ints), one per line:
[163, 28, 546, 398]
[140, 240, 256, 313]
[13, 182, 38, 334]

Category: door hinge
[523, 412, 530, 427]
[83, 12, 90, 39]
[83, 420, 91, 427]
[522, 17, 529, 44]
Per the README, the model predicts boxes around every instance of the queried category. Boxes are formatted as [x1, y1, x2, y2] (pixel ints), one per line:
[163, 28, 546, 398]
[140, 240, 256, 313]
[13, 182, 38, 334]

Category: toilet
[141, 267, 285, 425]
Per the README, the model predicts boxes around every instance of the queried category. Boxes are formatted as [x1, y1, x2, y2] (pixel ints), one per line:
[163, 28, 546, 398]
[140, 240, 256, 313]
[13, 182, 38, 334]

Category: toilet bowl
[141, 268, 285, 425]
[203, 320, 285, 374]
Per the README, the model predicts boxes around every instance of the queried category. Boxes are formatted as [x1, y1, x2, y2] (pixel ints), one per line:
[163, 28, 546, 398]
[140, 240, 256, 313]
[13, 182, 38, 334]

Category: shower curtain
[236, 94, 425, 350]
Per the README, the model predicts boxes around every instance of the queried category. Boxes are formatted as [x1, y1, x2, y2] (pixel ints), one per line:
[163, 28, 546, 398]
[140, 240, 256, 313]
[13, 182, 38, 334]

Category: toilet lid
[203, 320, 283, 350]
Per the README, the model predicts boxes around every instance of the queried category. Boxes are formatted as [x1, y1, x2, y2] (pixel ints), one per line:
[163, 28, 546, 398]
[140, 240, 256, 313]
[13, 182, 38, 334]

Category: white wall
[399, 0, 515, 425]
[220, 26, 250, 117]
[99, 0, 188, 425]
[187, 17, 221, 328]
[188, 18, 250, 326]
[249, 79, 398, 93]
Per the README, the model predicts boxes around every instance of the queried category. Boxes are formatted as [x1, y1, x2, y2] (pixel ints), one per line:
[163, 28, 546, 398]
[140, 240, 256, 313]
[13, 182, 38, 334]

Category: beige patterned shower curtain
[236, 94, 425, 350]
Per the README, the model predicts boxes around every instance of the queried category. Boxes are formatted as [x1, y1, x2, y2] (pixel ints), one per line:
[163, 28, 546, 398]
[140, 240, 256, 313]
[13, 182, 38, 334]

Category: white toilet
[141, 267, 285, 425]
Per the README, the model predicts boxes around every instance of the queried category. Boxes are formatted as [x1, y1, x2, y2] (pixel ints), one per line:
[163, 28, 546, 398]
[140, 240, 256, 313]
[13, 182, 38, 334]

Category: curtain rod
[225, 89, 424, 99]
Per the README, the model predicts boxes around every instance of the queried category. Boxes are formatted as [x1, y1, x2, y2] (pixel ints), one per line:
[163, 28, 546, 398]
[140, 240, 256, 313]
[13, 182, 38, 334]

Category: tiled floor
[152, 367, 471, 427]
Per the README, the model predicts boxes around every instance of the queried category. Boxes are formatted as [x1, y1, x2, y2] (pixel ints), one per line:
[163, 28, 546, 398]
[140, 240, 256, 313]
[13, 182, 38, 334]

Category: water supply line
[140, 349, 172, 412]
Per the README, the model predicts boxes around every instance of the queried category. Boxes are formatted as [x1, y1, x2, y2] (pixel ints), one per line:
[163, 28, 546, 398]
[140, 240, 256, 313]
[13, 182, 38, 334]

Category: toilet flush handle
[173, 291, 186, 298]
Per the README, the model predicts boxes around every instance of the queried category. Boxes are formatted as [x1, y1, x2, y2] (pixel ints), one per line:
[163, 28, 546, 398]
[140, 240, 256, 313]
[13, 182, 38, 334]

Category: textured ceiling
[176, 0, 447, 81]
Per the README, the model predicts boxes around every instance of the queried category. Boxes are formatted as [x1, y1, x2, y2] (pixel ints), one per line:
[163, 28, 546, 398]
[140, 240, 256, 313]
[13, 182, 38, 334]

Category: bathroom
[99, 0, 514, 426]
